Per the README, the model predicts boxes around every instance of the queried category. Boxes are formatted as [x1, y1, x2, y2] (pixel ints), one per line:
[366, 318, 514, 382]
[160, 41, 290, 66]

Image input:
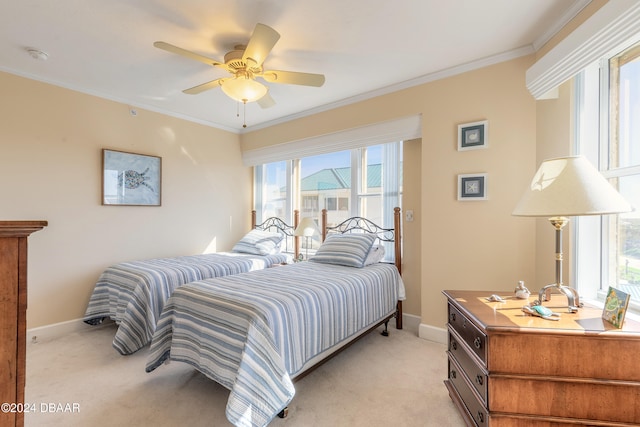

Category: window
[255, 161, 289, 219]
[325, 197, 348, 211]
[254, 142, 403, 259]
[575, 41, 640, 309]
[605, 44, 640, 297]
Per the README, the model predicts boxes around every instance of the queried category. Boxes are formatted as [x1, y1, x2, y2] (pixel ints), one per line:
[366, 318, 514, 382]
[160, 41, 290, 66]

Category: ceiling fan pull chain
[243, 100, 247, 128]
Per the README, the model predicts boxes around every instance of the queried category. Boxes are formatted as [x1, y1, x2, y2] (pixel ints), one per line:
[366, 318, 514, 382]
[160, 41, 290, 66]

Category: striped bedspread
[145, 261, 405, 427]
[84, 252, 292, 355]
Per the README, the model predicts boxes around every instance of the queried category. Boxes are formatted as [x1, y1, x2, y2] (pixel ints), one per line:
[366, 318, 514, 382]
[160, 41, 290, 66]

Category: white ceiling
[1, 0, 587, 132]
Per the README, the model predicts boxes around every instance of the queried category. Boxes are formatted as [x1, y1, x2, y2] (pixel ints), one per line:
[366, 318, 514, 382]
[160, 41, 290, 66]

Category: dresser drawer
[448, 355, 489, 427]
[448, 302, 487, 364]
[448, 328, 488, 404]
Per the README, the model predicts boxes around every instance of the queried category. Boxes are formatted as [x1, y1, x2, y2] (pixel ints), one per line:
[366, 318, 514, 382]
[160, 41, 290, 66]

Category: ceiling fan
[154, 23, 325, 111]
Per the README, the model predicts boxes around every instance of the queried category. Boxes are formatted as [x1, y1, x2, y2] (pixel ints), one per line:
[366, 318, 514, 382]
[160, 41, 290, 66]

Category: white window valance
[242, 114, 421, 166]
[526, 0, 640, 99]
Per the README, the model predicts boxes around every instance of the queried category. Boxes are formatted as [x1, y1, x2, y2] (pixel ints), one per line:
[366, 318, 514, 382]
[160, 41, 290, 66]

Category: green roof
[301, 164, 383, 191]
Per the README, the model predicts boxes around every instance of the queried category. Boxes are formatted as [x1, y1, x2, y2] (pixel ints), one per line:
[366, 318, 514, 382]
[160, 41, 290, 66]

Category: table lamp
[294, 217, 319, 260]
[512, 156, 633, 312]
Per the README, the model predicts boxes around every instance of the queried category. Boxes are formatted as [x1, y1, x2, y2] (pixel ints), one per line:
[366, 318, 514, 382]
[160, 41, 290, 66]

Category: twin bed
[84, 208, 404, 426]
[144, 208, 405, 427]
[84, 213, 298, 355]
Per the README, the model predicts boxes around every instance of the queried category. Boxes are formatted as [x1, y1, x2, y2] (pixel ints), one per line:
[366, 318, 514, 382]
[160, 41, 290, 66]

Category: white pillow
[364, 245, 385, 265]
[232, 229, 283, 255]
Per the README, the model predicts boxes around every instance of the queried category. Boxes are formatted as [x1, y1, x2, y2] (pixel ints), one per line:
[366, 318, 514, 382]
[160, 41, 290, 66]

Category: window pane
[610, 45, 640, 169]
[362, 145, 382, 225]
[262, 161, 287, 218]
[300, 150, 351, 226]
[609, 175, 640, 298]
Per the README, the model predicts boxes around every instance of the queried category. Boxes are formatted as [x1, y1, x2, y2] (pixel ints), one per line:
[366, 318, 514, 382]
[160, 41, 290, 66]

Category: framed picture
[602, 286, 631, 328]
[458, 120, 488, 151]
[458, 173, 487, 201]
[102, 149, 161, 206]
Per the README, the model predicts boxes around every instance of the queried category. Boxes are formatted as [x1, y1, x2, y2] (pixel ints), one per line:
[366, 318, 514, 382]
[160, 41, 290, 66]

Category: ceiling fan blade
[154, 41, 227, 71]
[262, 70, 325, 87]
[257, 91, 276, 109]
[242, 23, 280, 68]
[183, 78, 225, 95]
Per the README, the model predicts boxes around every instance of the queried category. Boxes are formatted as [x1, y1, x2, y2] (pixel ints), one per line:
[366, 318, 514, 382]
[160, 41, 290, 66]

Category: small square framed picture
[458, 120, 488, 151]
[458, 173, 487, 201]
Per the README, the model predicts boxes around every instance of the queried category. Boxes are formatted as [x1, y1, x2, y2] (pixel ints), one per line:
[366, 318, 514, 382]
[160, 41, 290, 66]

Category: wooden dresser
[443, 289, 640, 427]
[0, 221, 47, 427]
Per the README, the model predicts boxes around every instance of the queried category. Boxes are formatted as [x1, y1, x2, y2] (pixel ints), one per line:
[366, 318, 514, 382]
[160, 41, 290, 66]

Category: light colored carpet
[25, 322, 465, 426]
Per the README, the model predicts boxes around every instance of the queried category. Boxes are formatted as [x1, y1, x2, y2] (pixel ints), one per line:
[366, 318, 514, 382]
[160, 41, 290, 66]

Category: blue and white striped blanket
[84, 252, 292, 355]
[145, 261, 405, 427]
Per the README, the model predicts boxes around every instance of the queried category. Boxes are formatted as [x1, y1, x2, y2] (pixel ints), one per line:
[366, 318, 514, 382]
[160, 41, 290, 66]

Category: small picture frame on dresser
[602, 286, 631, 328]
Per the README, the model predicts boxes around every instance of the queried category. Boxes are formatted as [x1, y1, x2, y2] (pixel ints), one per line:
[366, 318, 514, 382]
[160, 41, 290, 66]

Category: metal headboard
[321, 207, 402, 275]
[251, 210, 300, 259]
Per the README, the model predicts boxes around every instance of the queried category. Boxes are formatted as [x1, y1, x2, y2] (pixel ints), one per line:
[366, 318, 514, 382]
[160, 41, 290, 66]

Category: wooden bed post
[293, 210, 300, 260]
[321, 209, 328, 241]
[251, 210, 257, 229]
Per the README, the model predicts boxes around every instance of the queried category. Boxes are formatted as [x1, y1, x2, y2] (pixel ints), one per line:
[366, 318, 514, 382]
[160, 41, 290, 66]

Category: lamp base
[535, 283, 582, 313]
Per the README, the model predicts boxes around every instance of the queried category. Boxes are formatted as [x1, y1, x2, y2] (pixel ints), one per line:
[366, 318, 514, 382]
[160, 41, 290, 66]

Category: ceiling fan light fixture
[221, 77, 267, 103]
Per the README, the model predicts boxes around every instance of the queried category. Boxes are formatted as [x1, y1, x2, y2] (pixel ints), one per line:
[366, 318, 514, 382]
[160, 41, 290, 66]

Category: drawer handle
[474, 337, 482, 349]
[477, 412, 485, 424]
[450, 313, 456, 322]
[449, 370, 456, 379]
[476, 374, 483, 386]
[450, 341, 457, 351]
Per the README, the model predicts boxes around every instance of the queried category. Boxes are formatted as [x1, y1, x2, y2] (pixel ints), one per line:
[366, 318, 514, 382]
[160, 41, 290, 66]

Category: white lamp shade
[294, 217, 319, 237]
[221, 77, 267, 103]
[513, 156, 633, 217]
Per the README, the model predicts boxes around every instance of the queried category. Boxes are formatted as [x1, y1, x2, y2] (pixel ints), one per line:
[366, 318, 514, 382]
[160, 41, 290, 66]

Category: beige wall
[0, 71, 251, 328]
[242, 55, 539, 330]
[420, 57, 537, 328]
[401, 138, 421, 316]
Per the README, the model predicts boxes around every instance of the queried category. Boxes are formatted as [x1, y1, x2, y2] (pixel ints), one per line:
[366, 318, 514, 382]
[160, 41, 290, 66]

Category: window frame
[575, 40, 640, 312]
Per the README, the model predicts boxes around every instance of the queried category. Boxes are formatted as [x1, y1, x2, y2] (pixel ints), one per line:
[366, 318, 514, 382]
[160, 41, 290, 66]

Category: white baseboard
[27, 318, 112, 345]
[27, 314, 444, 346]
[418, 323, 447, 345]
[400, 312, 421, 334]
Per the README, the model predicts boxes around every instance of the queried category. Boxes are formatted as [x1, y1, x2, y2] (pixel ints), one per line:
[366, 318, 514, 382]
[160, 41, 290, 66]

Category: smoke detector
[26, 48, 48, 61]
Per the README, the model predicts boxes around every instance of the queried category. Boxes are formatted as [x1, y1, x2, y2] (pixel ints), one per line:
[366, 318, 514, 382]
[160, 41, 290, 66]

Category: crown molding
[527, 0, 640, 99]
[243, 45, 534, 133]
[532, 0, 592, 51]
